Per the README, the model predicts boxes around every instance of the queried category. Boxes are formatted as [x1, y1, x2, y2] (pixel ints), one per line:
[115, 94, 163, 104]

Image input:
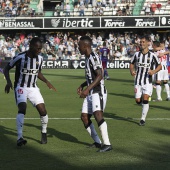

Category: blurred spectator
[54, 4, 61, 16]
[126, 4, 130, 15]
[156, 3, 162, 11]
[117, 7, 122, 16]
[99, 7, 104, 16]
[65, 3, 70, 17]
[84, 0, 89, 8]
[122, 6, 126, 16]
[113, 50, 122, 60]
[92, 6, 99, 16]
[74, 0, 79, 7]
[145, 2, 151, 15]
[151, 2, 157, 15]
[79, 4, 85, 16]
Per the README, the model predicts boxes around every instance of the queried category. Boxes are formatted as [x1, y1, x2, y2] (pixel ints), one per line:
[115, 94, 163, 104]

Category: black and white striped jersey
[85, 52, 106, 94]
[8, 51, 43, 88]
[131, 51, 160, 85]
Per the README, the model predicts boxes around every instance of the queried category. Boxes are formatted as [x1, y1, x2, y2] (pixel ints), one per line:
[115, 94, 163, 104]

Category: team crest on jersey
[147, 58, 150, 62]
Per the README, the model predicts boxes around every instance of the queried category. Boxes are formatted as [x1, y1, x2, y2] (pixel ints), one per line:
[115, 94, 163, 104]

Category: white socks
[16, 113, 24, 140]
[86, 123, 101, 144]
[156, 85, 162, 99]
[40, 114, 48, 133]
[141, 103, 149, 121]
[164, 83, 170, 98]
[99, 121, 111, 145]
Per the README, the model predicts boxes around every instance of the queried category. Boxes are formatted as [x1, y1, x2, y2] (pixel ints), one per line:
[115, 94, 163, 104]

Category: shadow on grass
[109, 92, 134, 99]
[1, 124, 170, 169]
[24, 123, 89, 146]
[104, 112, 139, 125]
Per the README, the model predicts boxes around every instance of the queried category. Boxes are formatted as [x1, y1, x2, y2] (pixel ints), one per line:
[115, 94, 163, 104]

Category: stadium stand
[1, 0, 170, 17]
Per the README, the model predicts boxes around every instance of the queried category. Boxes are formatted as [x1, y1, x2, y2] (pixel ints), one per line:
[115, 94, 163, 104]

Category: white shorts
[15, 86, 44, 106]
[135, 84, 153, 99]
[82, 93, 107, 114]
[156, 70, 169, 81]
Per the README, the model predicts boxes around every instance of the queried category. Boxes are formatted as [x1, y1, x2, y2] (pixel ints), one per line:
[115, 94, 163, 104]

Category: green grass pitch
[0, 69, 170, 170]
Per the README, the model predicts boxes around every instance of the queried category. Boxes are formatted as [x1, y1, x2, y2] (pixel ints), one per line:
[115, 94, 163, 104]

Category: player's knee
[18, 110, 26, 115]
[18, 102, 27, 115]
[136, 99, 142, 105]
[39, 109, 47, 116]
[136, 101, 142, 105]
[163, 81, 168, 84]
[81, 114, 88, 123]
[143, 100, 148, 104]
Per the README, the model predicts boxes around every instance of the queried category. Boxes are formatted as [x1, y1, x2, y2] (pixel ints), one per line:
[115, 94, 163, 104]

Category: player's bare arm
[148, 64, 162, 76]
[80, 68, 102, 98]
[129, 63, 136, 76]
[4, 64, 13, 94]
[77, 81, 87, 95]
[38, 72, 56, 91]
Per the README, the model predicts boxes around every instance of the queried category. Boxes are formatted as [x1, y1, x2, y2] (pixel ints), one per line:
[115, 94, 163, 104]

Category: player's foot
[106, 76, 110, 80]
[139, 120, 145, 126]
[98, 145, 112, 152]
[166, 97, 170, 101]
[87, 142, 102, 148]
[41, 133, 47, 144]
[17, 137, 27, 146]
[153, 98, 162, 102]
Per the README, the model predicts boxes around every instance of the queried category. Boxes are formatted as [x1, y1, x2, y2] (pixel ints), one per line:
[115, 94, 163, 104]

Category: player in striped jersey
[4, 37, 56, 146]
[77, 36, 112, 152]
[152, 40, 170, 101]
[130, 35, 162, 126]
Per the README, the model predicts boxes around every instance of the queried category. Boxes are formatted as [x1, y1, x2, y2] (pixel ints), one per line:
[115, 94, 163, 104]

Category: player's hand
[148, 70, 154, 76]
[131, 71, 136, 76]
[77, 86, 82, 95]
[79, 88, 89, 98]
[5, 82, 13, 94]
[46, 81, 57, 92]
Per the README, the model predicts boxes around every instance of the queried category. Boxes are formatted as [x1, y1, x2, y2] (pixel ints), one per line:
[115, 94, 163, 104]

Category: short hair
[80, 36, 92, 45]
[153, 41, 160, 47]
[140, 35, 150, 42]
[30, 37, 42, 46]
[103, 42, 106, 46]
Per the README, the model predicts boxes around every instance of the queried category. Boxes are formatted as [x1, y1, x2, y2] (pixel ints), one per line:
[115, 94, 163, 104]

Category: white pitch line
[1, 118, 170, 120]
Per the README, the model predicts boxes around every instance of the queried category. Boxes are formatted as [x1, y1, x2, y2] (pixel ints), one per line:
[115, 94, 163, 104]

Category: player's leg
[81, 96, 102, 147]
[135, 85, 142, 105]
[92, 93, 112, 152]
[15, 87, 27, 146]
[28, 87, 48, 144]
[139, 84, 153, 126]
[155, 71, 162, 101]
[36, 103, 48, 144]
[102, 61, 109, 80]
[163, 70, 170, 100]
